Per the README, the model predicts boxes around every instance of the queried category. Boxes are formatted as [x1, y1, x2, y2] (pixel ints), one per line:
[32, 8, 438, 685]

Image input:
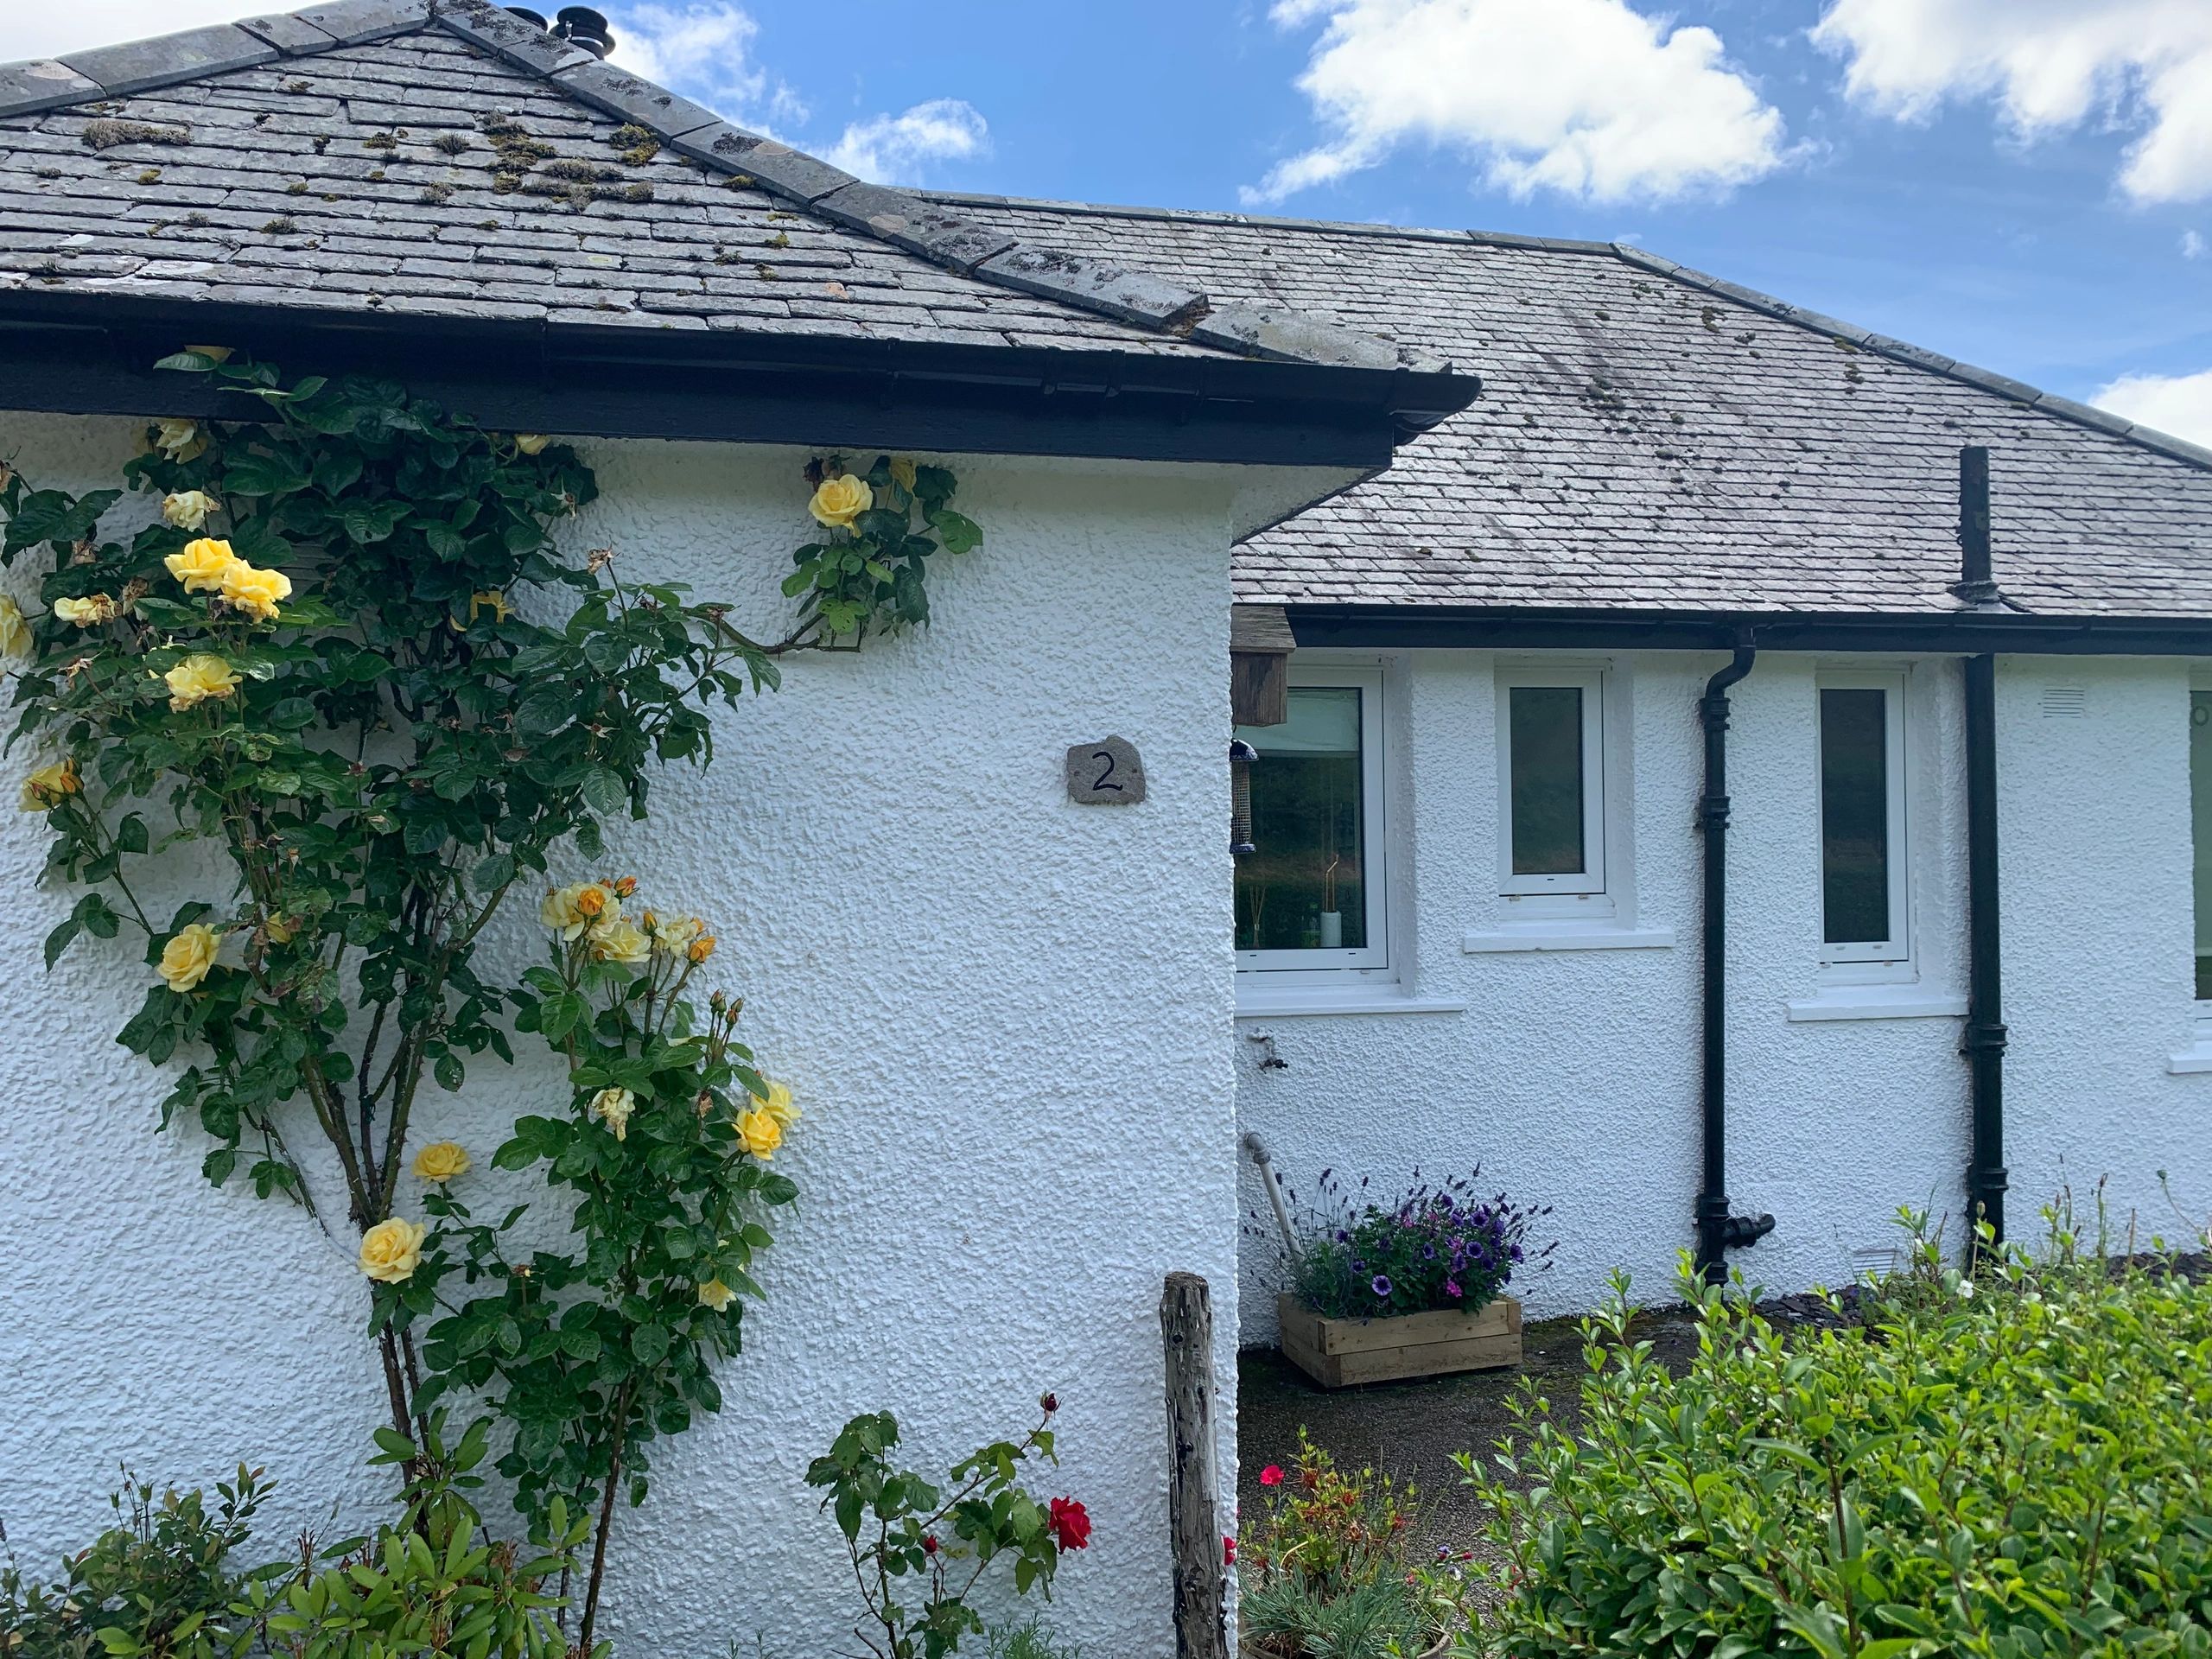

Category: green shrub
[1461, 1228, 2212, 1658]
[0, 1465, 270, 1659]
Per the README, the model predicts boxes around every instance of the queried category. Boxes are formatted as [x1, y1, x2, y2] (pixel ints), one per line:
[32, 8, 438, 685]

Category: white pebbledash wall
[0, 412, 1249, 1659]
[1238, 649, 2212, 1342]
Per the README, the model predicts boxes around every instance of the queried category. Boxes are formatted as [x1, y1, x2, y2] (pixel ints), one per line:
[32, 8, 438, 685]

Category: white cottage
[4, 3, 2212, 1655]
[0, 5, 1468, 1655]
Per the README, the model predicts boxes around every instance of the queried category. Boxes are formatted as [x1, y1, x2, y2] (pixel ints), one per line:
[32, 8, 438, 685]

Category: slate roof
[0, 0, 1438, 372]
[933, 194, 2212, 620]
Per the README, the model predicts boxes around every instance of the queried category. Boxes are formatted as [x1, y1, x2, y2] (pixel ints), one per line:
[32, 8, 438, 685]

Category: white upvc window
[1497, 667, 1606, 898]
[1817, 670, 1911, 968]
[2191, 685, 2212, 1003]
[1234, 666, 1389, 977]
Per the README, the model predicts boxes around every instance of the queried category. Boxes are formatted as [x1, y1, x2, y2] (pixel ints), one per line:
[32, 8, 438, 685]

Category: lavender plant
[1281, 1168, 1553, 1319]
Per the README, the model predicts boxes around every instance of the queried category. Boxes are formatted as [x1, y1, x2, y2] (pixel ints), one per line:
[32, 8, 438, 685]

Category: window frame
[1497, 666, 1607, 899]
[1816, 668, 1911, 969]
[2191, 677, 2212, 1006]
[1235, 664, 1390, 978]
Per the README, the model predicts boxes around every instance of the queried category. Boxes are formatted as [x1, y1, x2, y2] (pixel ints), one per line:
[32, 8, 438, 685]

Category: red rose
[1047, 1496, 1091, 1551]
[1223, 1535, 1237, 1566]
[1258, 1465, 1284, 1487]
[923, 1535, 939, 1557]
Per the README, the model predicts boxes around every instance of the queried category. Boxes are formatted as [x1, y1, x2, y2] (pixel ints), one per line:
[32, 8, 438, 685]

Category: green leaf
[42, 916, 80, 969]
[221, 452, 313, 497]
[338, 499, 410, 544]
[579, 766, 626, 816]
[926, 508, 982, 555]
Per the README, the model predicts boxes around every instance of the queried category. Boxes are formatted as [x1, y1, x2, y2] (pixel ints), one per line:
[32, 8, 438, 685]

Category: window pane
[1235, 686, 1366, 951]
[1509, 685, 1586, 875]
[2192, 691, 2212, 998]
[1821, 688, 1891, 944]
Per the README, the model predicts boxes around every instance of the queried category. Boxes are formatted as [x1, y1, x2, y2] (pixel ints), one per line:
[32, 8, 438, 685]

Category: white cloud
[2093, 366, 2212, 444]
[1246, 0, 1789, 207]
[2185, 230, 2208, 259]
[1811, 0, 2212, 204]
[824, 99, 989, 185]
[607, 2, 801, 129]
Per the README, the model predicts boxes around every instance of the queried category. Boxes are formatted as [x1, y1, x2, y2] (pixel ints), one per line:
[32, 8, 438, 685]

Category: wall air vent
[2040, 687, 2087, 719]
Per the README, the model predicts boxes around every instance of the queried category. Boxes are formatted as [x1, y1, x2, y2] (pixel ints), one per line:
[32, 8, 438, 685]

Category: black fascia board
[1287, 603, 2212, 658]
[0, 291, 1477, 470]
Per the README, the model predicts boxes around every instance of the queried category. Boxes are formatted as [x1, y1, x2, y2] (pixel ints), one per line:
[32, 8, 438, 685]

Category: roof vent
[501, 4, 615, 57]
[552, 6, 614, 56]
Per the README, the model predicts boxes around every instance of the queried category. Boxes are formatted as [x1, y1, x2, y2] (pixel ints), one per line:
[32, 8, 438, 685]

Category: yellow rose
[263, 912, 296, 944]
[687, 933, 717, 964]
[807, 473, 872, 529]
[750, 1077, 799, 1131]
[219, 561, 291, 623]
[540, 881, 613, 940]
[0, 596, 29, 657]
[164, 652, 238, 711]
[696, 1278, 735, 1312]
[467, 590, 512, 625]
[54, 594, 119, 626]
[514, 433, 552, 456]
[20, 759, 79, 811]
[588, 916, 652, 967]
[156, 922, 222, 993]
[651, 913, 702, 956]
[411, 1140, 471, 1183]
[889, 456, 918, 493]
[734, 1107, 783, 1160]
[161, 492, 219, 531]
[151, 418, 207, 461]
[358, 1217, 426, 1283]
[165, 537, 240, 592]
[590, 1086, 635, 1141]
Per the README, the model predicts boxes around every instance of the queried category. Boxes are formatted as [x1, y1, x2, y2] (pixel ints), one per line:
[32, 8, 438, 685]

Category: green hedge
[1464, 1237, 2212, 1658]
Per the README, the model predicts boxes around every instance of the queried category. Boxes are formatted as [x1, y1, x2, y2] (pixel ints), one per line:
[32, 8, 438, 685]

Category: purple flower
[1371, 1274, 1393, 1298]
[1445, 1277, 1462, 1298]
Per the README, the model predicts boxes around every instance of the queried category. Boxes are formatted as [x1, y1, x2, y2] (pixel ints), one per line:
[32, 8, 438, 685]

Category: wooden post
[1160, 1271, 1228, 1659]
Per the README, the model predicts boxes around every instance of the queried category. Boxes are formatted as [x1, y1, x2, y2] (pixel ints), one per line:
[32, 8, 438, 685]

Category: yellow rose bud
[807, 473, 872, 529]
[19, 759, 79, 811]
[156, 922, 222, 993]
[611, 875, 638, 899]
[151, 418, 207, 461]
[588, 916, 652, 967]
[219, 561, 291, 623]
[750, 1077, 798, 1131]
[358, 1217, 426, 1283]
[165, 537, 240, 593]
[411, 1140, 471, 1183]
[161, 491, 219, 531]
[164, 652, 238, 711]
[687, 933, 717, 964]
[696, 1278, 735, 1312]
[54, 594, 119, 626]
[589, 1086, 635, 1141]
[734, 1107, 783, 1160]
[889, 456, 918, 493]
[0, 596, 29, 657]
[514, 433, 551, 456]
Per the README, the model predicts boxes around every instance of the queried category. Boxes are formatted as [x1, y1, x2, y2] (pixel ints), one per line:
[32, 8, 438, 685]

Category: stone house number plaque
[1066, 736, 1146, 804]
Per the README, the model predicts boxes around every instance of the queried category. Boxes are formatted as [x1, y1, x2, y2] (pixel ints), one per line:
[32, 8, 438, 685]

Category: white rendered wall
[0, 412, 1243, 1659]
[1237, 649, 2212, 1340]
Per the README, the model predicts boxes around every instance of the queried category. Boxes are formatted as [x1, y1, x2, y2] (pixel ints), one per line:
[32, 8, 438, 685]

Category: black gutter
[1287, 603, 2212, 658]
[0, 291, 1478, 470]
[1957, 448, 2009, 1262]
[1694, 636, 1776, 1284]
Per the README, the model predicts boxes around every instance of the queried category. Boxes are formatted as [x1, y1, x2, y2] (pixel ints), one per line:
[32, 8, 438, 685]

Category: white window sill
[1785, 986, 1967, 1022]
[2167, 1045, 2212, 1075]
[1463, 925, 1675, 954]
[1235, 985, 1470, 1019]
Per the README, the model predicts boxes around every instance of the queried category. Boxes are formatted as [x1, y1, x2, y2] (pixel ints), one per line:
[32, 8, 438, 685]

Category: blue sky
[35, 0, 2212, 441]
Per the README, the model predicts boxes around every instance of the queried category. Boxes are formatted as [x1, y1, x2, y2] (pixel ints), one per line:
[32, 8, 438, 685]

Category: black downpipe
[1695, 636, 1777, 1284]
[1957, 448, 2009, 1262]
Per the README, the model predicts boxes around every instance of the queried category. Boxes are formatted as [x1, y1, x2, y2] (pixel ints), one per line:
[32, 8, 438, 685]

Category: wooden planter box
[1278, 1292, 1522, 1389]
